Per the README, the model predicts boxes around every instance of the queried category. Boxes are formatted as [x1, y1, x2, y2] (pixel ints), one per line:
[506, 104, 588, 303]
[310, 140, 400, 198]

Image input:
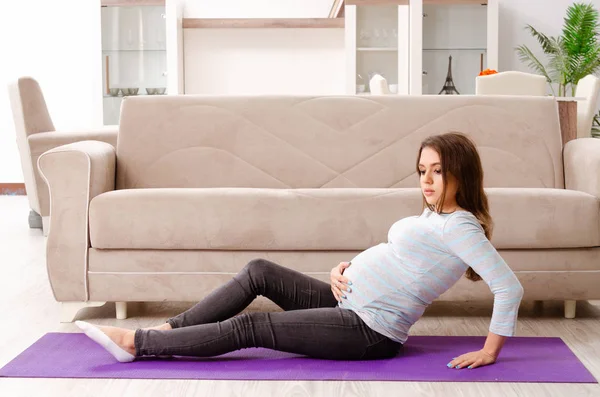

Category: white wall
[183, 0, 333, 18]
[182, 0, 345, 95]
[0, 0, 103, 183]
[184, 29, 345, 95]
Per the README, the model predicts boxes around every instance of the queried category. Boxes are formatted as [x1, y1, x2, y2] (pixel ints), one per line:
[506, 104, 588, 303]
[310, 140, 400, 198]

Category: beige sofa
[37, 94, 600, 323]
[8, 76, 117, 234]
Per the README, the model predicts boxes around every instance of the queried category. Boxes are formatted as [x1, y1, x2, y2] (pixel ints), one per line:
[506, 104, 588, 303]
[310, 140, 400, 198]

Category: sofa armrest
[27, 127, 118, 218]
[37, 141, 116, 301]
[564, 138, 600, 198]
[28, 127, 118, 155]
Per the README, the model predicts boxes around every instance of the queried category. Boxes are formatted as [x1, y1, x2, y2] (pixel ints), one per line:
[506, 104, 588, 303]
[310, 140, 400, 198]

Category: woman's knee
[244, 258, 276, 279]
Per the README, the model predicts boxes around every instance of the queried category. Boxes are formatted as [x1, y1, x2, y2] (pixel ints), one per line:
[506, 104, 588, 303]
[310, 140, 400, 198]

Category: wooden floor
[0, 195, 599, 397]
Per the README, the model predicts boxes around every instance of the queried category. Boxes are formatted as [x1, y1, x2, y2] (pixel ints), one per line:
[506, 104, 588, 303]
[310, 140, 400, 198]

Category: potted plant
[515, 2, 600, 97]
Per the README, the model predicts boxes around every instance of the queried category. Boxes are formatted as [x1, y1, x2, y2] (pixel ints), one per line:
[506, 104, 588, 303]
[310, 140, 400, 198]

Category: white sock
[75, 320, 136, 363]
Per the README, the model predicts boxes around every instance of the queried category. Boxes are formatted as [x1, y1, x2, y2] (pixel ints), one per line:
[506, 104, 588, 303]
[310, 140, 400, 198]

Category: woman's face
[418, 147, 458, 210]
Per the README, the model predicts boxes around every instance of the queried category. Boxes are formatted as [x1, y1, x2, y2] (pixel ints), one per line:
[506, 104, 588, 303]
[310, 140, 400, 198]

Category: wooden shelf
[183, 18, 345, 29]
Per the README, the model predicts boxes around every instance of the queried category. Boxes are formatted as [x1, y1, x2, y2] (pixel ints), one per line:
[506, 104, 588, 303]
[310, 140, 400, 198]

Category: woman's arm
[483, 331, 507, 358]
[442, 215, 523, 369]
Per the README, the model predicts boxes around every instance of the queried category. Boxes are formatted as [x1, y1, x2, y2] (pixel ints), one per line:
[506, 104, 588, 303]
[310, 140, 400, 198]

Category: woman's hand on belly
[330, 261, 353, 302]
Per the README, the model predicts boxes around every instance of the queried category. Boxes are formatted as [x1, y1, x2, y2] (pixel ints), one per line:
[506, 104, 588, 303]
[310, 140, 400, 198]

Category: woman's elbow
[495, 279, 524, 302]
[512, 281, 524, 301]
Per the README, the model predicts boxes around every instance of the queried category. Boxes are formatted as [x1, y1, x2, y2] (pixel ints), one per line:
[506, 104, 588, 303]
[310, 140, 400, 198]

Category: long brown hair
[415, 132, 493, 282]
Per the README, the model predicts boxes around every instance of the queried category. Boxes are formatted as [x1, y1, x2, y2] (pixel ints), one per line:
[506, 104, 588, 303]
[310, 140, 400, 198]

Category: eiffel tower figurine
[438, 55, 460, 95]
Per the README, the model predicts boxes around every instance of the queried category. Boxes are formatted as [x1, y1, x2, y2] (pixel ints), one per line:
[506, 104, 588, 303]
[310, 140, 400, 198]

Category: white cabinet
[101, 4, 168, 125]
[412, 0, 498, 95]
[345, 0, 498, 96]
[345, 1, 410, 95]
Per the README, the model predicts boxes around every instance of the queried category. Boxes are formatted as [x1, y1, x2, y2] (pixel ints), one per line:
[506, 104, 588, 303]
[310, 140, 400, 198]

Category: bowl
[108, 88, 120, 96]
[146, 88, 157, 95]
[122, 88, 139, 96]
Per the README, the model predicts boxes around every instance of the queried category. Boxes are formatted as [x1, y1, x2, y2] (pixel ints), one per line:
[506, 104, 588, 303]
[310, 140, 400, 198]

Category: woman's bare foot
[95, 325, 137, 356]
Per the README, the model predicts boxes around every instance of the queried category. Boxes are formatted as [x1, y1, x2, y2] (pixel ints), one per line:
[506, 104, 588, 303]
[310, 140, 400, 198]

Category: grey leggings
[134, 258, 402, 360]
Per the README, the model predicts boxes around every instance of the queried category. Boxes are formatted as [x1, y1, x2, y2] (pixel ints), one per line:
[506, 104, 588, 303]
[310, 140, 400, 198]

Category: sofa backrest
[116, 95, 564, 190]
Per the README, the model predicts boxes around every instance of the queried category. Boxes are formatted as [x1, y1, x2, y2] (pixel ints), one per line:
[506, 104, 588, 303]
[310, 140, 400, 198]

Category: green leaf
[516, 1, 600, 93]
[547, 37, 570, 84]
[563, 2, 599, 57]
[570, 45, 600, 84]
[515, 45, 554, 84]
[525, 25, 557, 54]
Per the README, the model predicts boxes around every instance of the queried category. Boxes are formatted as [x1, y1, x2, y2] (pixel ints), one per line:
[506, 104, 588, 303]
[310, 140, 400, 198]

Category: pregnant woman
[76, 131, 524, 370]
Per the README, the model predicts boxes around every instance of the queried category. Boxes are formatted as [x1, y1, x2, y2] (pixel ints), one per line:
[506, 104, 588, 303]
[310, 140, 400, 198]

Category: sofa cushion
[116, 95, 564, 191]
[88, 187, 599, 250]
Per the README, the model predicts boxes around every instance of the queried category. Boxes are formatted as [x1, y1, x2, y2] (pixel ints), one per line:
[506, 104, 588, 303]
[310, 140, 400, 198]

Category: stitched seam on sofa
[331, 128, 424, 181]
[128, 106, 341, 188]
[131, 146, 291, 189]
[226, 110, 344, 177]
[325, 102, 520, 184]
[293, 101, 389, 135]
[477, 145, 549, 187]
[36, 151, 58, 301]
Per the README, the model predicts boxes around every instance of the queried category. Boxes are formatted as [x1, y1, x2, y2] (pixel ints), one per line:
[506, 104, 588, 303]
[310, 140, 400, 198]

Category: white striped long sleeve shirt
[339, 207, 524, 344]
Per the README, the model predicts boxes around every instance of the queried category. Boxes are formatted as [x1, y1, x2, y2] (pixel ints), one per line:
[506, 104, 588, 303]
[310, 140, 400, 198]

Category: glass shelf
[101, 4, 167, 125]
[355, 4, 399, 94]
[103, 94, 166, 98]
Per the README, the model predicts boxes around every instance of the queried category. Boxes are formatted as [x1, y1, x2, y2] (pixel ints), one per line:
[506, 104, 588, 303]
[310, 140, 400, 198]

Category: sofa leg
[564, 300, 576, 319]
[42, 216, 49, 237]
[28, 210, 43, 229]
[116, 302, 128, 320]
[61, 301, 107, 323]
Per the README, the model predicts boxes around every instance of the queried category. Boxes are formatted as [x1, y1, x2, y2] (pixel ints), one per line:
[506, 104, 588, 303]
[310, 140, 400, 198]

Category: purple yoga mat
[0, 333, 596, 383]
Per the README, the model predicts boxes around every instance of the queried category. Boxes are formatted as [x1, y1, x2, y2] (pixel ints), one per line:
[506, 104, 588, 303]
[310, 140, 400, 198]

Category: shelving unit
[415, 0, 498, 95]
[101, 3, 168, 125]
[345, 1, 410, 94]
[154, 0, 497, 98]
[346, 0, 497, 95]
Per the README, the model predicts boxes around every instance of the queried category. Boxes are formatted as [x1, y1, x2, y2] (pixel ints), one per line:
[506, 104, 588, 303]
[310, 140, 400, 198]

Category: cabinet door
[410, 0, 498, 95]
[141, 6, 167, 50]
[345, 2, 410, 95]
[101, 5, 168, 125]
